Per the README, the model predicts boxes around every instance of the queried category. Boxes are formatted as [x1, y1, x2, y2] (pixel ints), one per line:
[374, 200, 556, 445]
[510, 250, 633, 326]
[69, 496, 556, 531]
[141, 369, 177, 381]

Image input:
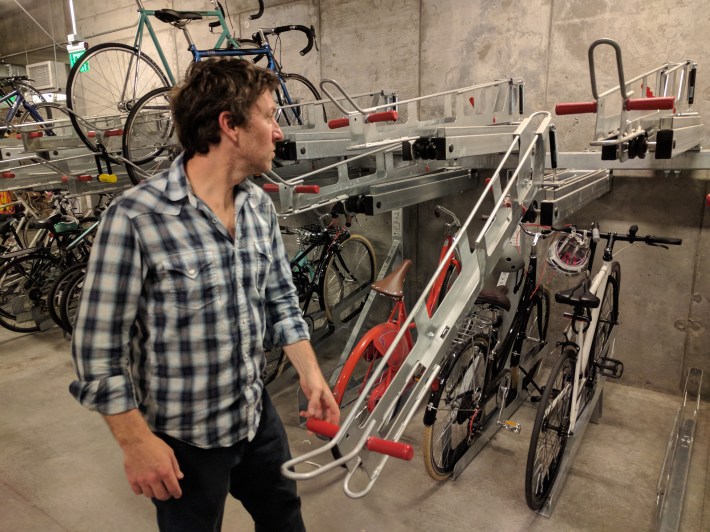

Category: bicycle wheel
[262, 346, 287, 385]
[585, 261, 620, 399]
[66, 43, 170, 155]
[275, 73, 325, 127]
[525, 348, 576, 510]
[19, 102, 71, 137]
[122, 86, 180, 185]
[0, 253, 61, 333]
[422, 335, 490, 480]
[519, 286, 551, 385]
[59, 266, 87, 335]
[434, 259, 461, 312]
[320, 234, 376, 323]
[47, 262, 87, 331]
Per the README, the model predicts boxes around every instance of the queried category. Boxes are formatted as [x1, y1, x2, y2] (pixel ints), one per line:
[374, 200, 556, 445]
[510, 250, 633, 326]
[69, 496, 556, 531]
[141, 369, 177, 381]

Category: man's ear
[218, 111, 239, 144]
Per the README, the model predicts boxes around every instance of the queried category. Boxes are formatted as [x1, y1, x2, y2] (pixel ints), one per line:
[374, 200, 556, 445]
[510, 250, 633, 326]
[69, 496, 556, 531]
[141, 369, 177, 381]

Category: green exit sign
[69, 50, 88, 72]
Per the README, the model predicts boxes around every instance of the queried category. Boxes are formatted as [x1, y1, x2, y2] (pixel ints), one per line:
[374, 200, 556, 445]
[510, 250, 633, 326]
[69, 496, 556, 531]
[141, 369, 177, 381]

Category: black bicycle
[422, 217, 551, 480]
[262, 205, 376, 384]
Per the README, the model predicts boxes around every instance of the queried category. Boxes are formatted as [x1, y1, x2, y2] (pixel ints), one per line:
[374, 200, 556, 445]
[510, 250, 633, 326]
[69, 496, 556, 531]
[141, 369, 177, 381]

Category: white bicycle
[525, 222, 681, 510]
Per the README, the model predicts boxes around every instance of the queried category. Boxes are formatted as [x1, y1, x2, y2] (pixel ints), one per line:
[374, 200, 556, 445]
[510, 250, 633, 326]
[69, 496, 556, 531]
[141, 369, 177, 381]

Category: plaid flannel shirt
[70, 153, 308, 448]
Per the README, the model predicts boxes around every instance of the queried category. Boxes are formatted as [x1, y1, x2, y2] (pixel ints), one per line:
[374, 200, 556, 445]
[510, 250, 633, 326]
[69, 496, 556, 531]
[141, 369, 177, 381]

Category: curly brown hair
[170, 58, 279, 160]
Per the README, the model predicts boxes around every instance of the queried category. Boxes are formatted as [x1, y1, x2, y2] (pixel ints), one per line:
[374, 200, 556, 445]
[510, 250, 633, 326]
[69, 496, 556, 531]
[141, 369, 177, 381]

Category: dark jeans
[153, 391, 305, 532]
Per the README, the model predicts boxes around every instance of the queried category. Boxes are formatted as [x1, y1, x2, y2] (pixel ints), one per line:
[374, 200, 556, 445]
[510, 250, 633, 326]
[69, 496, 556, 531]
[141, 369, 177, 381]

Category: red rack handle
[328, 117, 350, 129]
[366, 110, 398, 123]
[625, 96, 675, 111]
[263, 184, 320, 194]
[555, 101, 598, 115]
[306, 418, 414, 461]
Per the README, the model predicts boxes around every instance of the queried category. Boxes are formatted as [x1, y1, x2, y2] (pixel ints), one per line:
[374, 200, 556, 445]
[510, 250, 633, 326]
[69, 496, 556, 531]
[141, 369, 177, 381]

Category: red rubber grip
[28, 131, 44, 139]
[365, 437, 414, 461]
[328, 117, 350, 129]
[625, 96, 675, 111]
[555, 102, 597, 115]
[104, 128, 124, 137]
[366, 110, 398, 123]
[706, 194, 710, 207]
[294, 185, 320, 194]
[305, 418, 414, 461]
[2, 172, 15, 178]
[263, 184, 279, 192]
[306, 418, 338, 438]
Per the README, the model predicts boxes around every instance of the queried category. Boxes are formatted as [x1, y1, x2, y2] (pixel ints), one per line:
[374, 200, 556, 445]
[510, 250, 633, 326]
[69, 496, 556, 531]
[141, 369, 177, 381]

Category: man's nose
[273, 122, 284, 141]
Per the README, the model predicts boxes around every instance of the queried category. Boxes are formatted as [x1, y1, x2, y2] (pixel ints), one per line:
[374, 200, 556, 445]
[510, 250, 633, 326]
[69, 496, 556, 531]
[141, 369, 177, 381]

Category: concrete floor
[1, 324, 708, 532]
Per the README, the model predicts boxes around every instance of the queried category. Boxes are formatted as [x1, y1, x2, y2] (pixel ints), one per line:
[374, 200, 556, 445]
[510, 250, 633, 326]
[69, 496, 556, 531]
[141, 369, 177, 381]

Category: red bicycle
[331, 205, 462, 418]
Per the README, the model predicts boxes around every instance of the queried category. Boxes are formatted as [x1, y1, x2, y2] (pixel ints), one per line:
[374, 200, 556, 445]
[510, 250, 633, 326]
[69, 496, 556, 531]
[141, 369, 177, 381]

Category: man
[70, 58, 339, 531]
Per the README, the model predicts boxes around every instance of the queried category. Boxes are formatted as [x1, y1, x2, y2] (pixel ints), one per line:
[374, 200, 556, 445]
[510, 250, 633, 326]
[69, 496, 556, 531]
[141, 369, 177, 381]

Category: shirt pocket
[160, 250, 220, 310]
[254, 238, 273, 293]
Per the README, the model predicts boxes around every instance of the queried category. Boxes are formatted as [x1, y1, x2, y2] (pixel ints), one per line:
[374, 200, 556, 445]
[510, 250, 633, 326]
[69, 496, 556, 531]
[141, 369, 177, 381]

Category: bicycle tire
[586, 261, 620, 399]
[59, 267, 87, 335]
[0, 252, 61, 333]
[435, 260, 460, 312]
[422, 334, 490, 480]
[525, 347, 576, 510]
[519, 285, 551, 386]
[320, 234, 376, 323]
[18, 102, 70, 137]
[66, 43, 170, 156]
[262, 346, 287, 385]
[123, 86, 180, 185]
[275, 73, 325, 127]
[47, 262, 87, 331]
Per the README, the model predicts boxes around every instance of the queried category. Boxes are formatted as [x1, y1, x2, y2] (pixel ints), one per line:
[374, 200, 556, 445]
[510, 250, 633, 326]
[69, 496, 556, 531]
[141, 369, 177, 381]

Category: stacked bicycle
[525, 222, 681, 511]
[64, 0, 324, 185]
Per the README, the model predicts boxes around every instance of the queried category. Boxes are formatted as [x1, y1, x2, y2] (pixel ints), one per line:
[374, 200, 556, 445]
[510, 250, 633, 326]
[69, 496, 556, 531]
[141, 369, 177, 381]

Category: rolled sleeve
[263, 204, 309, 347]
[69, 203, 144, 414]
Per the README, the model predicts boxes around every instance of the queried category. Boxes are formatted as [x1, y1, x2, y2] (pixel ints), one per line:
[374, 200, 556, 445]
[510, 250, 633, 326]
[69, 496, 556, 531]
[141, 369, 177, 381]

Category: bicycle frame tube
[566, 261, 610, 431]
[426, 234, 460, 316]
[0, 89, 23, 124]
[134, 13, 176, 85]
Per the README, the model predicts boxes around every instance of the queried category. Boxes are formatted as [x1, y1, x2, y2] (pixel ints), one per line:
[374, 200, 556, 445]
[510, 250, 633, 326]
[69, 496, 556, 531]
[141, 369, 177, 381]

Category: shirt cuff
[271, 316, 310, 347]
[69, 374, 139, 415]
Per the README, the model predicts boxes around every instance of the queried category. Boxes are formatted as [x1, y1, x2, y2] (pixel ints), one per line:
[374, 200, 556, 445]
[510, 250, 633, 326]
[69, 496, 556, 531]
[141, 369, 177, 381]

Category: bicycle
[421, 219, 552, 479]
[68, 0, 322, 163]
[0, 196, 103, 333]
[525, 223, 681, 510]
[331, 206, 465, 420]
[0, 76, 62, 136]
[262, 203, 376, 384]
[120, 15, 323, 185]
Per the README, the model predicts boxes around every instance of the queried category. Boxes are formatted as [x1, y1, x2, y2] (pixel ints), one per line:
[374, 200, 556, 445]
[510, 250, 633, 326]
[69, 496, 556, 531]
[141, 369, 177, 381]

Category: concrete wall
[2, 0, 708, 395]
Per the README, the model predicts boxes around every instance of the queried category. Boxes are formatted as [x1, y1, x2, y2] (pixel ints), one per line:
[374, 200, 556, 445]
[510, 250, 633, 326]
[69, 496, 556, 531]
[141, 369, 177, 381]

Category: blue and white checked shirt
[70, 153, 308, 448]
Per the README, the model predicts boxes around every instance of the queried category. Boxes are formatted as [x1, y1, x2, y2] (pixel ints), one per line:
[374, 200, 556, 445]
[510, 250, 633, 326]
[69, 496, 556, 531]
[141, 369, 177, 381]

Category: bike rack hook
[588, 38, 627, 101]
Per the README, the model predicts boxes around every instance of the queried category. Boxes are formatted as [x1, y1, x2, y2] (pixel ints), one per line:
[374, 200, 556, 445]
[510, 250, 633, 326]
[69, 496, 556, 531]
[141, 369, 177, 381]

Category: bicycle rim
[47, 262, 87, 330]
[321, 234, 376, 323]
[67, 43, 169, 155]
[59, 268, 87, 335]
[423, 336, 488, 480]
[525, 348, 575, 510]
[123, 87, 180, 185]
[333, 340, 387, 424]
[19, 102, 71, 137]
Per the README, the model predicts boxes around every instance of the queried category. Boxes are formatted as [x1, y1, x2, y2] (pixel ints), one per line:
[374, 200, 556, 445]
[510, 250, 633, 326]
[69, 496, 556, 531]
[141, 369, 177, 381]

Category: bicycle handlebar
[306, 419, 414, 461]
[549, 223, 682, 247]
[253, 25, 316, 55]
[249, 0, 264, 20]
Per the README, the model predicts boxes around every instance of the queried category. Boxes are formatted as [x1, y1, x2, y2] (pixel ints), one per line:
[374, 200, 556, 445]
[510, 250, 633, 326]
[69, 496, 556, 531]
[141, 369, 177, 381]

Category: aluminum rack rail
[281, 111, 554, 498]
[555, 38, 700, 163]
[262, 77, 525, 216]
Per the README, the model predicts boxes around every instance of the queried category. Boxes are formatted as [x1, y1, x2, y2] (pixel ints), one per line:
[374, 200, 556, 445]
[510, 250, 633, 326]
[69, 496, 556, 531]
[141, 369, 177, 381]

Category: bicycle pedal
[530, 394, 542, 403]
[497, 420, 521, 434]
[597, 356, 624, 378]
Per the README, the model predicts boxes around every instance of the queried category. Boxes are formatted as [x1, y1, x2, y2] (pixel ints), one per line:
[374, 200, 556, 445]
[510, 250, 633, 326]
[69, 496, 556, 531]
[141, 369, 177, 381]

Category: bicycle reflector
[547, 231, 591, 275]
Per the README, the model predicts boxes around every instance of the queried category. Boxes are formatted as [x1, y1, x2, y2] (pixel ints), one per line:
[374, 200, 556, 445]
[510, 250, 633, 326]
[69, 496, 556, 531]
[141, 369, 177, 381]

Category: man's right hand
[122, 433, 184, 500]
[103, 409, 184, 501]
